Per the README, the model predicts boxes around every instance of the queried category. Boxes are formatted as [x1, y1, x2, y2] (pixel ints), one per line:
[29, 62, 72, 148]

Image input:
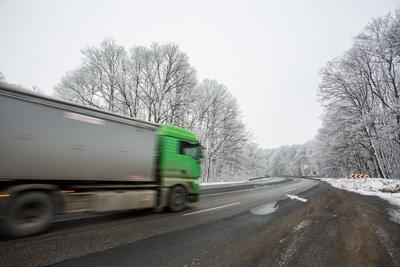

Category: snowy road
[1, 178, 399, 267]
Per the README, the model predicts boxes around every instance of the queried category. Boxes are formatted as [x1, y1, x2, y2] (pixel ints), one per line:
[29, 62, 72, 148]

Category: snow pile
[322, 178, 400, 223]
[381, 183, 400, 193]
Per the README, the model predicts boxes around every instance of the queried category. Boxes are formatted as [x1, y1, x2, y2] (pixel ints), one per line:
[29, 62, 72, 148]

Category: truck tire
[1, 191, 54, 238]
[167, 186, 186, 212]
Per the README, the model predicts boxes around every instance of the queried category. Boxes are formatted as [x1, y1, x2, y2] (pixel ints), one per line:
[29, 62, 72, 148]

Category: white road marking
[286, 194, 308, 202]
[182, 202, 241, 216]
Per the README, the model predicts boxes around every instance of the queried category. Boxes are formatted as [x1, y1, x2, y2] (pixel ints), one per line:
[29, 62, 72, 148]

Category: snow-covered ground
[322, 178, 400, 223]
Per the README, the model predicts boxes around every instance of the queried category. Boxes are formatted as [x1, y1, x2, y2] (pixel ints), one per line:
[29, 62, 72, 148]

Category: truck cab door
[178, 140, 201, 178]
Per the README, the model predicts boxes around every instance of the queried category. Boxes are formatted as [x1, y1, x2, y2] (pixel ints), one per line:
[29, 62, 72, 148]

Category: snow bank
[322, 178, 400, 223]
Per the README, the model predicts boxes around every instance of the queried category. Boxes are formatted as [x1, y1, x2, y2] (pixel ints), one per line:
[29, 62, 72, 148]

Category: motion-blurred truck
[0, 83, 202, 237]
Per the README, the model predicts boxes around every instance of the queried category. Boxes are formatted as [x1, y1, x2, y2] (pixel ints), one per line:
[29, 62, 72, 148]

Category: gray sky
[0, 0, 398, 148]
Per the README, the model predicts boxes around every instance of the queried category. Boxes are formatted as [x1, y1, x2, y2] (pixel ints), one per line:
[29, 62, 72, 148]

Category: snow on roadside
[200, 180, 247, 186]
[200, 177, 280, 186]
[322, 178, 400, 223]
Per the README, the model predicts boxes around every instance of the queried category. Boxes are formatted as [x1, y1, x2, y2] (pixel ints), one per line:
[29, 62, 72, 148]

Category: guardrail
[247, 176, 271, 181]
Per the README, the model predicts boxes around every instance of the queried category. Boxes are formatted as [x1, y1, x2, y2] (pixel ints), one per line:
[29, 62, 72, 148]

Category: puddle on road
[250, 202, 278, 215]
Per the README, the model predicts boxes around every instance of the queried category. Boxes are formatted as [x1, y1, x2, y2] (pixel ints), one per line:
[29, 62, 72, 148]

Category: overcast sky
[0, 0, 398, 148]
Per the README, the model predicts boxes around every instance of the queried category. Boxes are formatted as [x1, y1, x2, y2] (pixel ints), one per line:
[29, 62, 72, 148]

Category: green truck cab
[157, 124, 202, 211]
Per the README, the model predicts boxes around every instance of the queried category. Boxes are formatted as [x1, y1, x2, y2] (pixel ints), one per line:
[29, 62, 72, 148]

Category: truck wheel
[1, 192, 54, 238]
[167, 186, 186, 212]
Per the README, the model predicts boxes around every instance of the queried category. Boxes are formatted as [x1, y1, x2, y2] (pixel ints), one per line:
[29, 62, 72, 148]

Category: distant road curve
[200, 177, 292, 195]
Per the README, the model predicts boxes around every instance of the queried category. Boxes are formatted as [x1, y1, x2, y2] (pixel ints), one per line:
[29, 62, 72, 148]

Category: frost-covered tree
[56, 40, 197, 124]
[55, 39, 253, 182]
[127, 43, 197, 124]
[55, 39, 128, 112]
[317, 10, 400, 178]
[260, 142, 319, 177]
[189, 79, 248, 182]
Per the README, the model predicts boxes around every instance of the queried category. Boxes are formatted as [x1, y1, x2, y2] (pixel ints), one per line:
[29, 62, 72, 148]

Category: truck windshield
[180, 141, 202, 160]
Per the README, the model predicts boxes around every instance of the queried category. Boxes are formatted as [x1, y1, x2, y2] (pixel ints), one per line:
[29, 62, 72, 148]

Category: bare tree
[316, 10, 400, 178]
[55, 39, 128, 112]
[190, 80, 248, 182]
[127, 43, 197, 124]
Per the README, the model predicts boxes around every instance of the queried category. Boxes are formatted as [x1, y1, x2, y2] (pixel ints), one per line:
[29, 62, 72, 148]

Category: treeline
[316, 10, 400, 178]
[55, 39, 263, 182]
[234, 141, 319, 178]
[30, 10, 400, 180]
[262, 141, 319, 177]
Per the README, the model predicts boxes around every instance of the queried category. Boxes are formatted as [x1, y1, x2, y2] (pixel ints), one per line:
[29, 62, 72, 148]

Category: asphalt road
[1, 177, 399, 267]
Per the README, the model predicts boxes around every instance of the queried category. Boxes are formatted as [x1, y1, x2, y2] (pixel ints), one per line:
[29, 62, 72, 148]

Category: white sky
[0, 0, 398, 148]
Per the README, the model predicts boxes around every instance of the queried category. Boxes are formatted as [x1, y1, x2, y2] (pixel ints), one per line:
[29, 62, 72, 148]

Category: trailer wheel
[167, 186, 186, 212]
[1, 192, 54, 238]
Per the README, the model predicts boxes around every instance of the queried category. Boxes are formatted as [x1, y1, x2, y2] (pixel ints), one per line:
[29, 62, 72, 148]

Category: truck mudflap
[188, 193, 199, 203]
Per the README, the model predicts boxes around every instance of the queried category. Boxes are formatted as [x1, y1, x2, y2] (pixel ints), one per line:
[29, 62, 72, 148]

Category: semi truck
[0, 82, 202, 238]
